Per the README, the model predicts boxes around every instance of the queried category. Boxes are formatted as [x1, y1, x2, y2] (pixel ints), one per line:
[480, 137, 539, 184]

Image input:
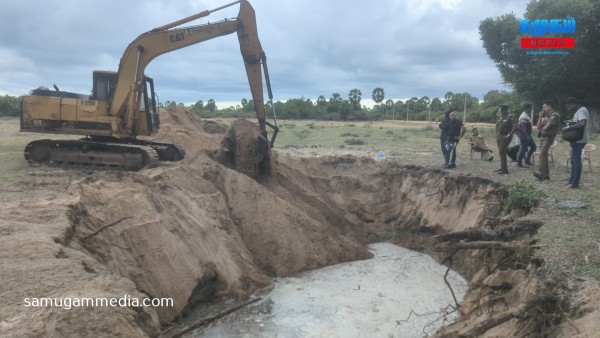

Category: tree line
[162, 88, 524, 123]
[0, 87, 553, 123]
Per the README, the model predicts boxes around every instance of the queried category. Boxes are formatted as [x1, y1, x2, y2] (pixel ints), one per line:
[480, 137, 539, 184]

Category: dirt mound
[147, 106, 226, 157]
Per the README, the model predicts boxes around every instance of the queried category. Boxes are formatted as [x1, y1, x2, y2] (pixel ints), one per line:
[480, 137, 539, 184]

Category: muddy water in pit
[187, 243, 467, 338]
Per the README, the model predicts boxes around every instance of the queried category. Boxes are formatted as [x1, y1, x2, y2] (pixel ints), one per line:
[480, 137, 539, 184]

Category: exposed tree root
[433, 240, 526, 252]
[82, 216, 133, 240]
[162, 297, 262, 338]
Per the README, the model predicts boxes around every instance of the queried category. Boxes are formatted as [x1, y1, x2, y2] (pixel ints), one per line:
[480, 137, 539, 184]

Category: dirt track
[1, 107, 599, 337]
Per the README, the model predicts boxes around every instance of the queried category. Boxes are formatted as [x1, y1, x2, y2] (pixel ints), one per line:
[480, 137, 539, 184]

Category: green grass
[0, 117, 79, 183]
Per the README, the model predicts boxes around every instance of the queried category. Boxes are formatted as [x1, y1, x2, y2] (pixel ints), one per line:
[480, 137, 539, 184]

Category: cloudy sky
[0, 0, 527, 108]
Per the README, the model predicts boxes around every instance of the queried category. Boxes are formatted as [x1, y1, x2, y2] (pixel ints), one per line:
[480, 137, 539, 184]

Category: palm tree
[316, 95, 327, 106]
[348, 89, 362, 109]
[372, 87, 385, 104]
[372, 87, 385, 119]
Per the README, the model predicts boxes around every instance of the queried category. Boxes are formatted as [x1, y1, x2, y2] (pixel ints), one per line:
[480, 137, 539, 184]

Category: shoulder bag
[561, 122, 584, 142]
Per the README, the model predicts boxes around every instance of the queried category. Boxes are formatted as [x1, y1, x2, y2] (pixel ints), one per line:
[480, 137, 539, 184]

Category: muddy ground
[0, 108, 599, 337]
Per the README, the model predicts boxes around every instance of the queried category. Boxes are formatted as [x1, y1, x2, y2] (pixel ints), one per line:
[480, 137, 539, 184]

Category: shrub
[393, 135, 408, 142]
[340, 132, 360, 137]
[344, 138, 366, 145]
[294, 129, 311, 139]
[506, 180, 546, 212]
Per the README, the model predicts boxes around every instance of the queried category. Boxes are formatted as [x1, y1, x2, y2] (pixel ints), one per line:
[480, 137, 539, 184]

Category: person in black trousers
[516, 103, 537, 167]
[444, 111, 466, 169]
[439, 109, 452, 166]
[495, 105, 516, 174]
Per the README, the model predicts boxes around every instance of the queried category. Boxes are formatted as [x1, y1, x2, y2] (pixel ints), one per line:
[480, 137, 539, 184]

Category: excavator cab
[92, 71, 159, 134]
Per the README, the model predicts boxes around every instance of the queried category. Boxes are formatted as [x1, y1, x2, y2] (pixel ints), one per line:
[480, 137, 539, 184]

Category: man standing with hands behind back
[495, 105, 516, 174]
[533, 100, 561, 181]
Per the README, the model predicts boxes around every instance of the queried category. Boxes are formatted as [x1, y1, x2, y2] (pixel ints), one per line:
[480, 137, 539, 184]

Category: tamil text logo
[520, 18, 575, 49]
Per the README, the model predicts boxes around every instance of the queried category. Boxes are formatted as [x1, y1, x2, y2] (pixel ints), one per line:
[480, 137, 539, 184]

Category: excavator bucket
[215, 119, 272, 182]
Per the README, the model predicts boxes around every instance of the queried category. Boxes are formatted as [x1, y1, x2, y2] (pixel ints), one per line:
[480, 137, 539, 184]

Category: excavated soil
[1, 107, 598, 337]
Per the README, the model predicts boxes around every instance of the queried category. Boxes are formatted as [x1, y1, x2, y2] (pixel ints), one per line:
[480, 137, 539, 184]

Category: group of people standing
[438, 97, 590, 188]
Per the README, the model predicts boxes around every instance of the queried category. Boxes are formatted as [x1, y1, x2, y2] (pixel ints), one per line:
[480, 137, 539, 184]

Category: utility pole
[428, 103, 431, 122]
[462, 97, 467, 122]
[406, 102, 410, 121]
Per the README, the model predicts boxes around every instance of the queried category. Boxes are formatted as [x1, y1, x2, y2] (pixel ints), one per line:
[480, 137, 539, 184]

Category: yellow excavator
[20, 0, 278, 170]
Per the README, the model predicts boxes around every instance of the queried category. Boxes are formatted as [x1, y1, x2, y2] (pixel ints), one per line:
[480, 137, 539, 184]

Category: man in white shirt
[516, 103, 537, 167]
[562, 97, 589, 189]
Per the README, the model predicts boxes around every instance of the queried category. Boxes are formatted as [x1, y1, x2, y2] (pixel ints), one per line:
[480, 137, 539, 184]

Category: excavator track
[144, 141, 186, 161]
[24, 139, 160, 171]
[92, 138, 186, 162]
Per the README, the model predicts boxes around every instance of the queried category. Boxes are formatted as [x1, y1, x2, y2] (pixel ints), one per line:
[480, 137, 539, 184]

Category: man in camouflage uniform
[495, 105, 516, 174]
[533, 100, 561, 181]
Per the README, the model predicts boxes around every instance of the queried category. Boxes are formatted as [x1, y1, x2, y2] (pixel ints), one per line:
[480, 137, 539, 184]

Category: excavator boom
[112, 0, 277, 141]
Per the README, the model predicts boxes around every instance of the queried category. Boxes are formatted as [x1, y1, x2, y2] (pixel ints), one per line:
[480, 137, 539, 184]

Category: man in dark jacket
[444, 111, 466, 169]
[439, 109, 452, 166]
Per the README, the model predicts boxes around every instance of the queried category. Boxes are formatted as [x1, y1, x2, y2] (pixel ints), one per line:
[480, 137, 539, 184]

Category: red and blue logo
[520, 18, 575, 50]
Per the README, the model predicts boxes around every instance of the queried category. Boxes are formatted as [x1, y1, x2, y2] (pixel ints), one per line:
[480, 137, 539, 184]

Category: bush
[344, 138, 366, 145]
[340, 132, 359, 137]
[506, 180, 545, 212]
[294, 129, 311, 139]
[0, 95, 20, 117]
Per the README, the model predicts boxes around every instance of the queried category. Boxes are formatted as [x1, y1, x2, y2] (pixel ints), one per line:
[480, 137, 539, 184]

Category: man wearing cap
[563, 97, 589, 188]
[516, 103, 537, 167]
[468, 128, 494, 161]
[533, 100, 561, 181]
[495, 105, 517, 174]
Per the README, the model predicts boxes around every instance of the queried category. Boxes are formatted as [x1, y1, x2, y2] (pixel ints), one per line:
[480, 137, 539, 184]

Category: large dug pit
[0, 108, 570, 337]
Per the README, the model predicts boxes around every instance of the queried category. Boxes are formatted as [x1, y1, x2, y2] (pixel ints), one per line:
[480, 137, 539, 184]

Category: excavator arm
[111, 0, 278, 143]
